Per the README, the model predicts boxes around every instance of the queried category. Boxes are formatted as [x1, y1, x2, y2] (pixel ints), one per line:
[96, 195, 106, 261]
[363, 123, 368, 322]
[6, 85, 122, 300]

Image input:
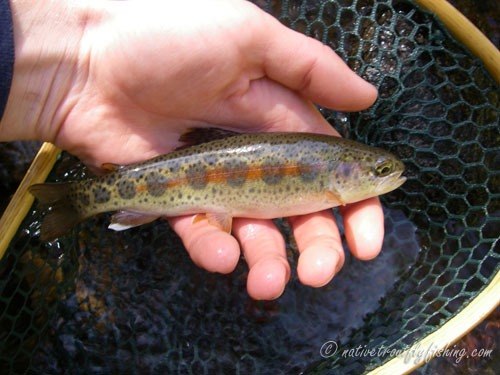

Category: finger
[232, 218, 290, 300]
[259, 12, 378, 111]
[167, 215, 241, 273]
[287, 209, 344, 287]
[339, 197, 384, 260]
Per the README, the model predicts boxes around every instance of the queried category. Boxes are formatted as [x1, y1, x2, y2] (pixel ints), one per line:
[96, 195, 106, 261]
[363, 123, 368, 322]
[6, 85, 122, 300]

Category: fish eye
[375, 161, 393, 177]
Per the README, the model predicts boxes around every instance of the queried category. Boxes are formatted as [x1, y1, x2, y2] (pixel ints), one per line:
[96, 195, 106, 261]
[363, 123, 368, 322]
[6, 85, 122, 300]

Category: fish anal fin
[191, 212, 233, 233]
[206, 212, 233, 233]
[176, 127, 241, 150]
[108, 211, 159, 231]
[101, 163, 122, 172]
[326, 190, 346, 206]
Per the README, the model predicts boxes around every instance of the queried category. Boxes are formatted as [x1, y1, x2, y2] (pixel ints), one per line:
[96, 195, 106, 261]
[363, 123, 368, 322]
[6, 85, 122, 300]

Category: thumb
[216, 76, 341, 135]
[255, 8, 378, 111]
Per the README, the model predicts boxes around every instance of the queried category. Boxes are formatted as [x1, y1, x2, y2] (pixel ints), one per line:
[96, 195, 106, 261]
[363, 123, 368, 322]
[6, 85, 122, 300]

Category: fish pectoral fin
[326, 190, 346, 206]
[100, 163, 123, 172]
[192, 212, 233, 233]
[108, 211, 159, 231]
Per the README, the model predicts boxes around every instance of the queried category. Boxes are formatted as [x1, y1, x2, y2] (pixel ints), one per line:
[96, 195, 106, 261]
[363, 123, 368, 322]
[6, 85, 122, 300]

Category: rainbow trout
[29, 128, 406, 241]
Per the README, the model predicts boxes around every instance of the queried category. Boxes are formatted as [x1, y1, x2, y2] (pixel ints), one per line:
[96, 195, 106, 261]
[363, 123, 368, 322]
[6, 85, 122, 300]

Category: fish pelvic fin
[108, 211, 159, 231]
[29, 182, 81, 241]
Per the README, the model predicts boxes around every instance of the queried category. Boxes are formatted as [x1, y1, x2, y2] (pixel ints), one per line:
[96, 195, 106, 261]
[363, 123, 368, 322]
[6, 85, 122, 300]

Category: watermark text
[319, 341, 493, 365]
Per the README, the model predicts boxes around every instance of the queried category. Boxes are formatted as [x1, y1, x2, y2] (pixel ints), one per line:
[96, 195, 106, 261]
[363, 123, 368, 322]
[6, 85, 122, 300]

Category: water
[24, 203, 420, 374]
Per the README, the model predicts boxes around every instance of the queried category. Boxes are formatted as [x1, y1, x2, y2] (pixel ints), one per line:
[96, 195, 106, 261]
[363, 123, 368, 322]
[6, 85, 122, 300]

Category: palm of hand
[54, 0, 382, 300]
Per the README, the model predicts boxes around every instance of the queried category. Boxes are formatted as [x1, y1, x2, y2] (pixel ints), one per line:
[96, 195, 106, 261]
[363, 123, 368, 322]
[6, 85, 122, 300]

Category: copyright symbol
[320, 340, 338, 358]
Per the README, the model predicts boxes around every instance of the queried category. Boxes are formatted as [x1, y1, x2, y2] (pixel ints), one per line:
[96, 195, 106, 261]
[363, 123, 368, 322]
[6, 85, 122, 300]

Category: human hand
[1, 0, 381, 299]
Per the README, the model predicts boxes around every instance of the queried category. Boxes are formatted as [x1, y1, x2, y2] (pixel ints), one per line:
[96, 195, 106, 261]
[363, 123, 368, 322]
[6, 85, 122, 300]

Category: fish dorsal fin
[176, 127, 241, 149]
[101, 163, 123, 172]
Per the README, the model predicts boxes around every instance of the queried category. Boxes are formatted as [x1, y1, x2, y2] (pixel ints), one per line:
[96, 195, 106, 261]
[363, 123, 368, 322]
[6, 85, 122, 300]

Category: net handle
[416, 0, 500, 87]
[0, 143, 61, 260]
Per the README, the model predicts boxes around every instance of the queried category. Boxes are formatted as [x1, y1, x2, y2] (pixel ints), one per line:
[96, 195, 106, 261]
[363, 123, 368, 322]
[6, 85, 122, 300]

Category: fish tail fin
[29, 182, 72, 206]
[29, 182, 81, 241]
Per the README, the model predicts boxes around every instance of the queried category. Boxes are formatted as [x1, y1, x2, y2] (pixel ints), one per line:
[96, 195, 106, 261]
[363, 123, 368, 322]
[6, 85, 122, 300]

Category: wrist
[0, 0, 92, 142]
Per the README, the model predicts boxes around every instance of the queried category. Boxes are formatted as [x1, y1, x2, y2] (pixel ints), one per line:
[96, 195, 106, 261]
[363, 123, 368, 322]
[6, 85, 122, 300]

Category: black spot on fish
[128, 169, 145, 180]
[79, 193, 90, 206]
[93, 185, 111, 204]
[204, 155, 219, 166]
[146, 171, 167, 197]
[224, 158, 248, 187]
[168, 160, 182, 174]
[117, 179, 136, 199]
[186, 164, 208, 189]
[261, 158, 283, 185]
[104, 174, 117, 186]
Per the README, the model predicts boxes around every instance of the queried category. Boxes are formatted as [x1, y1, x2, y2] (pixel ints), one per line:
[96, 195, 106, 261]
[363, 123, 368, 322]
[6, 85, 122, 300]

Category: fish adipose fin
[192, 212, 233, 233]
[108, 211, 159, 231]
[101, 163, 123, 172]
[29, 182, 81, 241]
[176, 127, 241, 149]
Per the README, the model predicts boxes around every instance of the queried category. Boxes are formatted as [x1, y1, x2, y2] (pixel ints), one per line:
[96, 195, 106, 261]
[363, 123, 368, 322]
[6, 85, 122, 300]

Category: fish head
[329, 150, 406, 204]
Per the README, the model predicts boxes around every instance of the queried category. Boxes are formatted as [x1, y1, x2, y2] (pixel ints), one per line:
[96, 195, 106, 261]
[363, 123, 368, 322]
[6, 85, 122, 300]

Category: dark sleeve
[0, 0, 14, 121]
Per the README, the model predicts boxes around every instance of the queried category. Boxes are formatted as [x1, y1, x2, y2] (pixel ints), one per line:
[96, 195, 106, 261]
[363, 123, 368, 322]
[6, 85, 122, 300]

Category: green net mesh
[1, 0, 500, 374]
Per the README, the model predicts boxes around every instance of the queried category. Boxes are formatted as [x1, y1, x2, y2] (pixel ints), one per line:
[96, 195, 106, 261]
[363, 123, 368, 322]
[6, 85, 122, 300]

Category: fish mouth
[377, 170, 407, 194]
[392, 173, 407, 188]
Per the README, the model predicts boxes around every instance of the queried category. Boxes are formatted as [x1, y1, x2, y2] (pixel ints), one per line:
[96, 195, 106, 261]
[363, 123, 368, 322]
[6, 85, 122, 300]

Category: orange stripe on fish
[153, 163, 306, 191]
